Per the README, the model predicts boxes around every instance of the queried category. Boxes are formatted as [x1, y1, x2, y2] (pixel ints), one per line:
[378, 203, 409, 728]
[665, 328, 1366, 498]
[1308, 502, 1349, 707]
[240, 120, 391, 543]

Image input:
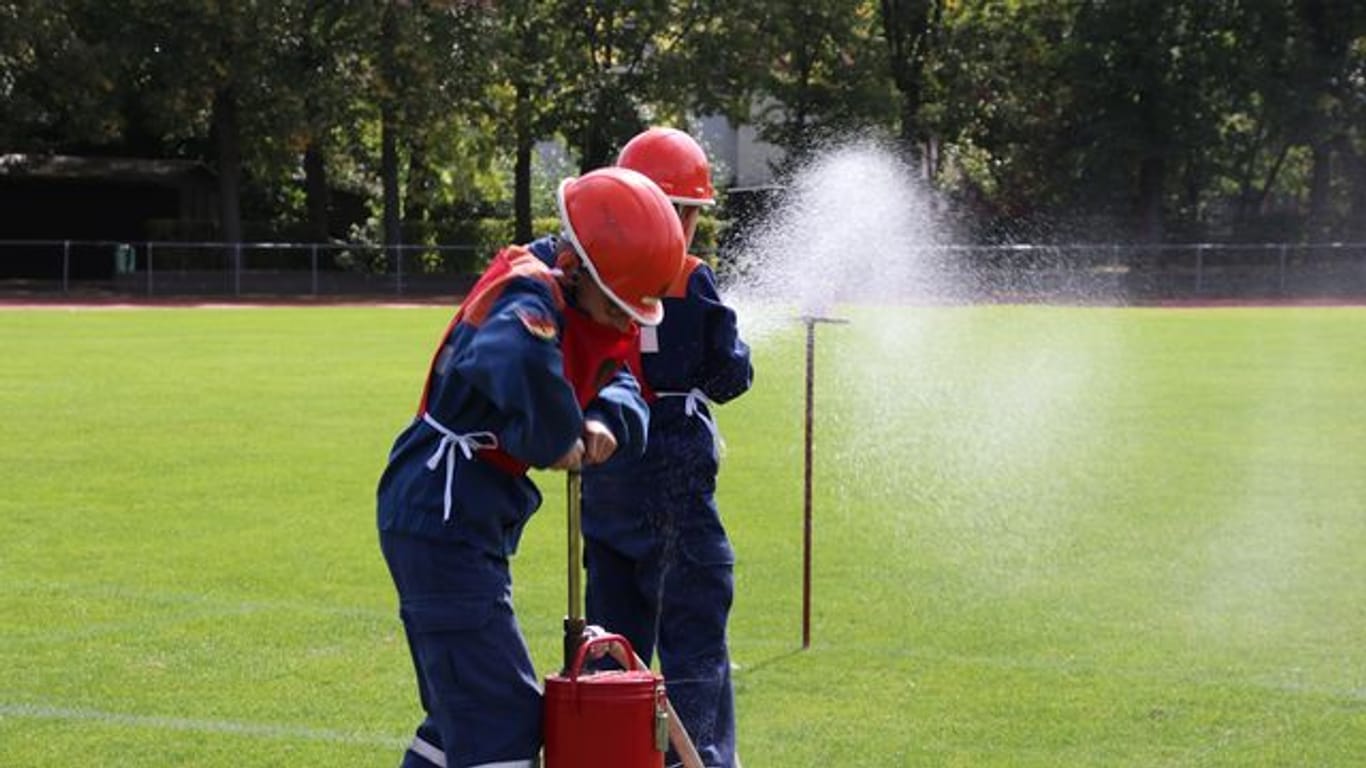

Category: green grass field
[2, 304, 1364, 766]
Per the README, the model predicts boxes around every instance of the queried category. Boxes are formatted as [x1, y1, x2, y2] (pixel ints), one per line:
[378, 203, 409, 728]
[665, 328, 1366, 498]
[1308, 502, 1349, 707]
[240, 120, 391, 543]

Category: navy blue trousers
[380, 531, 541, 768]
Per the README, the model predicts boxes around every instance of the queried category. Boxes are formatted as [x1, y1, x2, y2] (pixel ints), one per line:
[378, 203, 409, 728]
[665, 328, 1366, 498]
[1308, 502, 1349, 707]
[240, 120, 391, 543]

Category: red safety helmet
[616, 127, 716, 207]
[557, 166, 685, 326]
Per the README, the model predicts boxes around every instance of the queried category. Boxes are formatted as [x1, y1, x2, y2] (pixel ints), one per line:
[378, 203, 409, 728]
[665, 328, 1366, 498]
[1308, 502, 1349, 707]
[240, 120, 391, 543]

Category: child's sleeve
[692, 263, 754, 404]
[584, 365, 650, 461]
[451, 287, 583, 468]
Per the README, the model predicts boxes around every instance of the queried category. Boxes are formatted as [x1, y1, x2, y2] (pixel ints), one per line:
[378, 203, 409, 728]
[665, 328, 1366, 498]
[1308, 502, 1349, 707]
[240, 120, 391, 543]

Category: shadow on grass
[734, 647, 806, 677]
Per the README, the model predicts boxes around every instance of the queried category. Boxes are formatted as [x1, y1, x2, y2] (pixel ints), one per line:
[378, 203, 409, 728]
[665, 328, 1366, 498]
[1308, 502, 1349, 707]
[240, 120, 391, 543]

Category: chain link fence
[0, 240, 483, 298]
[2, 239, 1364, 302]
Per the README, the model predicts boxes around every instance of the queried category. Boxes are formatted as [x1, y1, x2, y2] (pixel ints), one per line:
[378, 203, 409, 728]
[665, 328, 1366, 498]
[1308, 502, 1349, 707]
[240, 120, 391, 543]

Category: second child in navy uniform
[580, 128, 754, 768]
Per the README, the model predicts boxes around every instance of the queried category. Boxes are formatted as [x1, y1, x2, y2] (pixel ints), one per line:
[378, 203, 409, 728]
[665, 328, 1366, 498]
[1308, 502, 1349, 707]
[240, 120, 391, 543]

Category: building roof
[0, 154, 213, 184]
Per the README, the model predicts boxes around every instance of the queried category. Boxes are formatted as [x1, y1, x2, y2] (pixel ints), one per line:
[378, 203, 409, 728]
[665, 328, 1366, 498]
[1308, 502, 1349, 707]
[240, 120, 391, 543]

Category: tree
[366, 1, 497, 262]
[489, 1, 567, 242]
[545, 1, 668, 172]
[1288, 0, 1366, 238]
[751, 0, 896, 168]
[0, 1, 142, 151]
[878, 0, 943, 173]
[101, 1, 304, 244]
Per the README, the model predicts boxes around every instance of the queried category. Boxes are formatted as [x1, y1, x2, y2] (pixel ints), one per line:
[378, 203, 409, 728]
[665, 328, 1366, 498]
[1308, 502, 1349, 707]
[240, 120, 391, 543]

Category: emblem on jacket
[517, 309, 558, 341]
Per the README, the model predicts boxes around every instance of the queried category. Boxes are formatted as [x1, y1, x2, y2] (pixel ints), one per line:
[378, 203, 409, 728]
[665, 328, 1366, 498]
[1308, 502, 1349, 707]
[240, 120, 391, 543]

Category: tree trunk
[514, 79, 534, 244]
[1307, 140, 1332, 238]
[381, 3, 402, 274]
[880, 0, 936, 175]
[303, 142, 330, 241]
[381, 107, 402, 270]
[405, 144, 429, 238]
[211, 86, 243, 247]
[1135, 153, 1165, 243]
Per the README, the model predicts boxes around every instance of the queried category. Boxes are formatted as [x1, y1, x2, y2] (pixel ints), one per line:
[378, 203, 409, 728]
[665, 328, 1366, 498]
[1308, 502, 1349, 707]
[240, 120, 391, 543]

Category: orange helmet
[616, 127, 716, 207]
[557, 166, 685, 326]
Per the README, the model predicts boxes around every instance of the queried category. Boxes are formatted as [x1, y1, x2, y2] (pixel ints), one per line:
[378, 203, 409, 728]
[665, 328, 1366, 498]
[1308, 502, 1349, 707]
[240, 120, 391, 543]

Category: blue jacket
[586, 252, 753, 500]
[377, 246, 649, 557]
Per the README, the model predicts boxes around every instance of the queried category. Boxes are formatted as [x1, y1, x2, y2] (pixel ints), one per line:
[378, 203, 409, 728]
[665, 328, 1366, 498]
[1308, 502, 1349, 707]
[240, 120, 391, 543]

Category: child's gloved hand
[581, 420, 618, 465]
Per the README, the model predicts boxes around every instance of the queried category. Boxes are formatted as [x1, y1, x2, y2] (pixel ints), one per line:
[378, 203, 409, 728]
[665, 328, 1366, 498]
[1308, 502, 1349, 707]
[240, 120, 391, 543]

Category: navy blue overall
[377, 245, 648, 768]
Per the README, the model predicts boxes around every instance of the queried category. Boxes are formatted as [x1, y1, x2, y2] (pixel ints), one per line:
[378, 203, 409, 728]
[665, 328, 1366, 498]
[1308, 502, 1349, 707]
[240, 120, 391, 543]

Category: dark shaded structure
[0, 154, 217, 280]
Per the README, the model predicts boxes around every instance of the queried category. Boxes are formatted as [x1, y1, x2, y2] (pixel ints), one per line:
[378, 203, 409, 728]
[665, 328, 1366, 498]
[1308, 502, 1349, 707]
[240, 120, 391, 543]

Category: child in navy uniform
[582, 128, 754, 768]
[377, 166, 685, 768]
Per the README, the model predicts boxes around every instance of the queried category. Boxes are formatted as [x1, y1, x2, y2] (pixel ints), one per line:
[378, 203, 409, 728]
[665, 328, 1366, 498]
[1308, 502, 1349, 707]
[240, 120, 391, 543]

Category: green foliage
[692, 209, 721, 253]
[455, 215, 563, 263]
[753, 0, 899, 165]
[3, 0, 1363, 243]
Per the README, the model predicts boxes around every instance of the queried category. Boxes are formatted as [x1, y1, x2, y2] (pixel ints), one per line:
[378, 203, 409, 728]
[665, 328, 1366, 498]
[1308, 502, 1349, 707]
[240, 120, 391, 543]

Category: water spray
[800, 314, 847, 650]
[721, 139, 945, 650]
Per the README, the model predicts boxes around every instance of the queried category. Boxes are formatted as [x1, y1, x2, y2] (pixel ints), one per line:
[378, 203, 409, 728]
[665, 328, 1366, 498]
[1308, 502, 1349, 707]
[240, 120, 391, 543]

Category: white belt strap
[656, 387, 725, 459]
[421, 412, 498, 522]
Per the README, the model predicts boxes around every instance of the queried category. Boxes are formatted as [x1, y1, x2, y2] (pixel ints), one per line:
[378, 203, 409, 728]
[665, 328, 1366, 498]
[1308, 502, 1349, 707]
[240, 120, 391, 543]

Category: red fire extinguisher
[543, 470, 668, 768]
[543, 632, 669, 767]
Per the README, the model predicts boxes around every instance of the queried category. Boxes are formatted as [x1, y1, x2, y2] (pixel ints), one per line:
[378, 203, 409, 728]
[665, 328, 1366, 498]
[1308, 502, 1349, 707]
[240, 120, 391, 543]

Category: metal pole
[61, 240, 70, 294]
[799, 314, 848, 650]
[396, 244, 404, 296]
[147, 242, 155, 296]
[563, 469, 586, 674]
[802, 319, 815, 650]
[311, 244, 319, 297]
[234, 242, 242, 296]
[1195, 245, 1205, 294]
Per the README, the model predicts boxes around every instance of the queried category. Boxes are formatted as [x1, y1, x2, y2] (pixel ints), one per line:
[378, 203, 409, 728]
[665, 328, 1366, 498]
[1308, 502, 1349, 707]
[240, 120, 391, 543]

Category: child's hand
[550, 438, 585, 470]
[581, 420, 618, 465]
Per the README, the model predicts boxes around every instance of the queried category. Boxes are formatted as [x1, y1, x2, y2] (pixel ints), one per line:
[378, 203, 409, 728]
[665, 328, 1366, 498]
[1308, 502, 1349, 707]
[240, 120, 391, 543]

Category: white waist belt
[655, 387, 725, 460]
[421, 412, 498, 522]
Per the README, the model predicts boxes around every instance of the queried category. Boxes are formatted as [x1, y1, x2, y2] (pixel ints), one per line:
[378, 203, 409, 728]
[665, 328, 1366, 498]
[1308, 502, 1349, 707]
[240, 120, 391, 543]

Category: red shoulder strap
[417, 247, 564, 414]
[665, 255, 704, 299]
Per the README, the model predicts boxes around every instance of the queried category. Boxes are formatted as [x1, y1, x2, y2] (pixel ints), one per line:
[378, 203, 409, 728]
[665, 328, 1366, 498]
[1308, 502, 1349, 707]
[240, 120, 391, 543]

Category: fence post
[62, 240, 70, 294]
[395, 244, 404, 296]
[147, 242, 155, 296]
[1195, 245, 1205, 294]
[311, 244, 319, 296]
[234, 242, 242, 296]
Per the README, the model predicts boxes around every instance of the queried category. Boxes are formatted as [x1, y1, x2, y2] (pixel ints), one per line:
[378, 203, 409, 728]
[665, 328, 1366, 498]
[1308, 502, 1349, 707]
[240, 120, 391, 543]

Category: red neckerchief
[562, 305, 639, 408]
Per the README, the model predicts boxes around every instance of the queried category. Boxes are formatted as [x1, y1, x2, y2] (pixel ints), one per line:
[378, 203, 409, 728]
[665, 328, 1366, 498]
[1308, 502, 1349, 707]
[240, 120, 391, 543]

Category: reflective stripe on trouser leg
[405, 739, 536, 768]
[407, 735, 447, 767]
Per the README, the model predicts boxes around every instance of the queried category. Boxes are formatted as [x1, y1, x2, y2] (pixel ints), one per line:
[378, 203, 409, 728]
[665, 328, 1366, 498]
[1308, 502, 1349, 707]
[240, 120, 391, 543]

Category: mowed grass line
[1, 305, 1363, 766]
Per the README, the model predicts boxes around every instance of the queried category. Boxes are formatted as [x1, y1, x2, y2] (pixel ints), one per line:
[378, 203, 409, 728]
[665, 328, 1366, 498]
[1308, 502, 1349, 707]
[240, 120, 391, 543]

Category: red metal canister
[543, 634, 667, 768]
